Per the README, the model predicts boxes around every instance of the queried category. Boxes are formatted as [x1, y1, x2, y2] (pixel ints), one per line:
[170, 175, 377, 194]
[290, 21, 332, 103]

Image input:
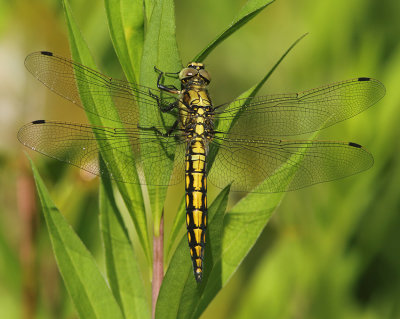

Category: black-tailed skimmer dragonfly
[18, 51, 385, 282]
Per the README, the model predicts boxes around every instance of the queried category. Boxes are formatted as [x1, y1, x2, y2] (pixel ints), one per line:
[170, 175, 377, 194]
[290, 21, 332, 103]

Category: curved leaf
[99, 157, 150, 319]
[139, 0, 182, 235]
[30, 157, 124, 319]
[104, 0, 144, 83]
[62, 0, 150, 261]
[156, 185, 231, 319]
[209, 34, 307, 168]
[193, 0, 275, 62]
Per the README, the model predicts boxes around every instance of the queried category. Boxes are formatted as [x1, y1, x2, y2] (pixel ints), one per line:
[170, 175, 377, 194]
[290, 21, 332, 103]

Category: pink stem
[17, 169, 38, 319]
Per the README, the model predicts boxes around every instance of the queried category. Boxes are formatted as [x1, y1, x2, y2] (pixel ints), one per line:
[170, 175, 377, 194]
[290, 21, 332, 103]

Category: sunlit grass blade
[155, 185, 230, 319]
[99, 157, 150, 319]
[139, 0, 182, 235]
[104, 0, 144, 84]
[62, 0, 150, 261]
[193, 0, 275, 62]
[29, 156, 124, 319]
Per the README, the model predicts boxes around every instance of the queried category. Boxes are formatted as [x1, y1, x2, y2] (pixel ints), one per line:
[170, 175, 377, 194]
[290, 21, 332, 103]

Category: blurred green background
[1, 0, 399, 318]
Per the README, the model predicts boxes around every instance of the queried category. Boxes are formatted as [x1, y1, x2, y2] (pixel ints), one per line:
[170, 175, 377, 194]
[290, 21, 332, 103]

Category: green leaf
[156, 185, 230, 319]
[143, 0, 155, 23]
[62, 0, 151, 261]
[193, 0, 275, 62]
[139, 0, 182, 235]
[166, 194, 186, 258]
[99, 157, 150, 319]
[104, 0, 144, 84]
[29, 157, 124, 319]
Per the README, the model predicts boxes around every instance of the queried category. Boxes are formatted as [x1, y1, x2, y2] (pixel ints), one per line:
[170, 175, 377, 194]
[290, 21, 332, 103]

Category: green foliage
[156, 184, 230, 319]
[10, 0, 398, 319]
[62, 0, 150, 262]
[104, 0, 144, 84]
[139, 0, 181, 236]
[99, 156, 150, 319]
[27, 1, 289, 318]
[193, 0, 275, 62]
[30, 156, 125, 319]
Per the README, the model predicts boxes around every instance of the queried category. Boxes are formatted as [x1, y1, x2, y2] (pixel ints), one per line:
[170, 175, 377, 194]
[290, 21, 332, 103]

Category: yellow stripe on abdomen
[185, 139, 207, 282]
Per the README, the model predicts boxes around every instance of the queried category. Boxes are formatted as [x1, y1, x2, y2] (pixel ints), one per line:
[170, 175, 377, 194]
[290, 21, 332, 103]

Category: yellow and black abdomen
[185, 138, 208, 282]
[180, 83, 213, 282]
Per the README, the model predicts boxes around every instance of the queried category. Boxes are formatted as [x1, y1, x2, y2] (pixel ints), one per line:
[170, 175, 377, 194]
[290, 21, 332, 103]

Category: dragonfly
[18, 51, 385, 282]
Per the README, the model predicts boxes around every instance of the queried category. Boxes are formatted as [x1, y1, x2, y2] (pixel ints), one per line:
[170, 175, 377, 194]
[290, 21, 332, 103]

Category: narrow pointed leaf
[193, 0, 275, 62]
[30, 157, 124, 319]
[99, 157, 150, 319]
[104, 0, 144, 83]
[175, 185, 229, 319]
[209, 34, 307, 168]
[155, 185, 231, 319]
[139, 0, 181, 235]
[144, 0, 155, 23]
[62, 0, 150, 260]
[215, 33, 307, 137]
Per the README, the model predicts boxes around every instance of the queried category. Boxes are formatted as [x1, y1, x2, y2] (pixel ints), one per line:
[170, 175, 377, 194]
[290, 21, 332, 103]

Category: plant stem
[152, 213, 164, 319]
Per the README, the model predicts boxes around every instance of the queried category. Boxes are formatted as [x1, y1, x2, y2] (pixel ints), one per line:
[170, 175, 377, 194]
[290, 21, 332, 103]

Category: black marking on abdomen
[185, 140, 207, 282]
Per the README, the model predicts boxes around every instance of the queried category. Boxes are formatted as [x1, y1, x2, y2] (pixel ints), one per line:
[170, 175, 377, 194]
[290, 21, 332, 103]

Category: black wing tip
[40, 51, 53, 56]
[32, 120, 46, 124]
[348, 142, 362, 148]
[358, 77, 371, 82]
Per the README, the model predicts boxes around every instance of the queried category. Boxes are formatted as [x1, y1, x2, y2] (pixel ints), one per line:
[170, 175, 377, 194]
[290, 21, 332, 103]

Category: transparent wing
[17, 120, 185, 186]
[208, 135, 373, 193]
[24, 51, 179, 128]
[215, 78, 385, 137]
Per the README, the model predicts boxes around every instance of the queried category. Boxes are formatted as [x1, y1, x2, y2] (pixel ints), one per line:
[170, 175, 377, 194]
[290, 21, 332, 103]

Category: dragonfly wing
[215, 78, 385, 137]
[25, 51, 179, 128]
[208, 136, 373, 193]
[18, 120, 185, 186]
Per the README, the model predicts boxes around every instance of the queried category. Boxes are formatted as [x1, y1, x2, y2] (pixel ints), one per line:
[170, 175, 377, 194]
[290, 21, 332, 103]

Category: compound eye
[179, 68, 198, 80]
[199, 69, 211, 82]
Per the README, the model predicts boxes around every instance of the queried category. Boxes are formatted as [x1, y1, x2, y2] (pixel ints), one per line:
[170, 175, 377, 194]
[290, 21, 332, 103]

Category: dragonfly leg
[154, 66, 180, 78]
[138, 120, 179, 137]
[154, 66, 180, 94]
[148, 89, 179, 112]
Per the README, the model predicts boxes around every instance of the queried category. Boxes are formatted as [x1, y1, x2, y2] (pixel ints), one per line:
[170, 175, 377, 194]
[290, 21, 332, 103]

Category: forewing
[17, 120, 185, 186]
[24, 51, 179, 128]
[208, 136, 373, 193]
[215, 78, 385, 137]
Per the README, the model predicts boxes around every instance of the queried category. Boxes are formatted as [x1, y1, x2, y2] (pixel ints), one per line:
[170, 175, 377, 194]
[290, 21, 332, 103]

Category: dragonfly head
[179, 62, 211, 87]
